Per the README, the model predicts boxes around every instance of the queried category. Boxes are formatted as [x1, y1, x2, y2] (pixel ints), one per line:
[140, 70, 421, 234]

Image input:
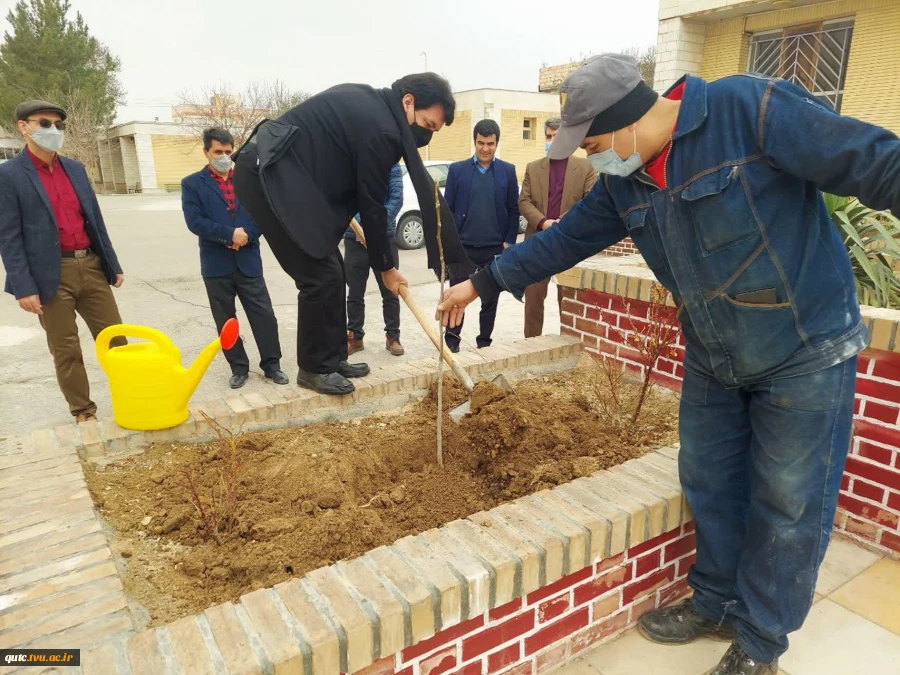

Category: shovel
[348, 218, 512, 422]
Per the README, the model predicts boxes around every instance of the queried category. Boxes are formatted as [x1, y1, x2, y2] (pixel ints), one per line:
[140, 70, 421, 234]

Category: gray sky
[1, 0, 660, 123]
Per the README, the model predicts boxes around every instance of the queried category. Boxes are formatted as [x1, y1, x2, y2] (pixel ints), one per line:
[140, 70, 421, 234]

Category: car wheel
[519, 215, 528, 235]
[397, 213, 425, 249]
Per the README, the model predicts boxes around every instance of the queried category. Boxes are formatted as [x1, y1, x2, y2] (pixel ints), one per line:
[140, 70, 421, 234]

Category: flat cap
[15, 100, 67, 121]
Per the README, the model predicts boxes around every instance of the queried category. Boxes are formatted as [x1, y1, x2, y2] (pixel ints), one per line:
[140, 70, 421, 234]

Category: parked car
[395, 161, 528, 250]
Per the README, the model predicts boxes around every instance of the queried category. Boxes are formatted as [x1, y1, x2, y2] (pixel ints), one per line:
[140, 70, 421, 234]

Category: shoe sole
[339, 367, 370, 378]
[637, 621, 735, 645]
[296, 379, 354, 395]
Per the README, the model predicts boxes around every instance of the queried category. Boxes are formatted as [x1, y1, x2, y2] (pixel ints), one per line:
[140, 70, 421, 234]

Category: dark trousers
[445, 244, 504, 350]
[680, 358, 856, 663]
[233, 154, 348, 374]
[344, 237, 400, 340]
[203, 272, 281, 376]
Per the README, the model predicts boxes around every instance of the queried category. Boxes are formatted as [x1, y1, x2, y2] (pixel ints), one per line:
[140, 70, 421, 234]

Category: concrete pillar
[654, 17, 707, 93]
[119, 136, 140, 192]
[133, 132, 160, 193]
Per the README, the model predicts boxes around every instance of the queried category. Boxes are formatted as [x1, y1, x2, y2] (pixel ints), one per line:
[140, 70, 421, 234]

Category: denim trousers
[678, 356, 857, 663]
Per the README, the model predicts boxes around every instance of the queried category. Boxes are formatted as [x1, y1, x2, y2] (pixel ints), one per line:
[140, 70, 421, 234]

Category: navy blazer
[181, 167, 263, 278]
[444, 157, 520, 247]
[0, 151, 123, 304]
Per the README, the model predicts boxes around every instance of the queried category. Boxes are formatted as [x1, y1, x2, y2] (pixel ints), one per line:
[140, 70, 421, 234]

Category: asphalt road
[0, 195, 560, 435]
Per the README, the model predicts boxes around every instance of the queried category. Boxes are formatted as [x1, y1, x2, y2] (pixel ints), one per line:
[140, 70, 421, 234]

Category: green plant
[824, 193, 900, 308]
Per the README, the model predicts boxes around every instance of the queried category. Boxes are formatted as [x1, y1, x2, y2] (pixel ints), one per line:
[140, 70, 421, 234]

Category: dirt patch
[84, 357, 679, 627]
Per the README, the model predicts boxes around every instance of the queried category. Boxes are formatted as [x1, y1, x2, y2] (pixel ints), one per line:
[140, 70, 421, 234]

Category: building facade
[654, 0, 900, 134]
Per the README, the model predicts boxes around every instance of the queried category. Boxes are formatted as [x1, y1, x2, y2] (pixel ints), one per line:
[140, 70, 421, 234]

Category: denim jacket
[479, 74, 900, 386]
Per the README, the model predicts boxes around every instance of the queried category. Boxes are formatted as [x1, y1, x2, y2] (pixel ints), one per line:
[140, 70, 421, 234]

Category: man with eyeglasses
[0, 100, 126, 424]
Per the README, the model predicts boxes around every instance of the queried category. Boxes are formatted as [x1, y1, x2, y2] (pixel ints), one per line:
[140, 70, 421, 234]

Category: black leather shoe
[230, 373, 249, 389]
[296, 370, 354, 395]
[265, 369, 290, 385]
[337, 361, 370, 378]
[447, 343, 460, 354]
[706, 643, 778, 675]
[638, 599, 736, 645]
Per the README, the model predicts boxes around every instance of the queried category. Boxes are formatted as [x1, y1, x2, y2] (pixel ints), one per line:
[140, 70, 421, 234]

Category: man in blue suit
[0, 100, 126, 423]
[443, 119, 519, 351]
[182, 128, 287, 389]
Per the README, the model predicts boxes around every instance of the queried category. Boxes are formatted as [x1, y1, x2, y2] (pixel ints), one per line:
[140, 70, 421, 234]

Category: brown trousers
[39, 254, 124, 417]
[524, 278, 563, 338]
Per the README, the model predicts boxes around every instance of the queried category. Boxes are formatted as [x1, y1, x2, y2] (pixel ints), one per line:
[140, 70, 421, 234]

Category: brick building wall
[556, 257, 900, 557]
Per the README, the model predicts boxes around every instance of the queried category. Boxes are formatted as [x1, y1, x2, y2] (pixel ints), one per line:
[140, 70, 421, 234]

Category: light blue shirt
[473, 155, 496, 175]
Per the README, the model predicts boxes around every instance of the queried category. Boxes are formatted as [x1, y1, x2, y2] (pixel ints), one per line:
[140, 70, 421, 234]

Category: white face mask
[30, 125, 65, 153]
[588, 128, 643, 177]
[210, 155, 233, 173]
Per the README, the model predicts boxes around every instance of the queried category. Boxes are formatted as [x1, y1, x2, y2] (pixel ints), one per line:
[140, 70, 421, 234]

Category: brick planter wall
[556, 257, 900, 558]
[600, 238, 638, 258]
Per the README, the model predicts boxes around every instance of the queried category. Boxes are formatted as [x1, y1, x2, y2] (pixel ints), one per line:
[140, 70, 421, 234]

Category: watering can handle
[96, 324, 178, 368]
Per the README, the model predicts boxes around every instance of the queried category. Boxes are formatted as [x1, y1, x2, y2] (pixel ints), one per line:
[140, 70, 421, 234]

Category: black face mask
[411, 122, 433, 148]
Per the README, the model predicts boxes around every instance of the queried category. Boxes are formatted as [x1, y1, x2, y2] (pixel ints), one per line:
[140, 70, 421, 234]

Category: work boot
[296, 370, 354, 395]
[638, 599, 736, 645]
[337, 361, 370, 378]
[230, 373, 249, 389]
[706, 643, 778, 675]
[386, 335, 405, 356]
[348, 332, 364, 356]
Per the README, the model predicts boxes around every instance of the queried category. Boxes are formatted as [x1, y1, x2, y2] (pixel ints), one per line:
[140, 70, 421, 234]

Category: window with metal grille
[748, 18, 854, 112]
[523, 118, 536, 140]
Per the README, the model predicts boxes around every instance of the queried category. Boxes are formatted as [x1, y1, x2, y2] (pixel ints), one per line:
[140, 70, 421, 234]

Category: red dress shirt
[27, 147, 91, 252]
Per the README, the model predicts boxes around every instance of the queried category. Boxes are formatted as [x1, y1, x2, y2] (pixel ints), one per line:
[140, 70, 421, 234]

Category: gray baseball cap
[548, 53, 658, 160]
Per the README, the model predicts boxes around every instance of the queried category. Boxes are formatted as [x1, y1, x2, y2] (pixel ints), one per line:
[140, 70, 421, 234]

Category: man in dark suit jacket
[182, 128, 287, 389]
[519, 117, 597, 337]
[233, 72, 465, 395]
[0, 100, 126, 423]
[443, 119, 519, 351]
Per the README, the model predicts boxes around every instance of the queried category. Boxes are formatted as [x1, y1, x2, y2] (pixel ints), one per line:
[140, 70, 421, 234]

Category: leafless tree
[622, 44, 657, 89]
[174, 79, 310, 147]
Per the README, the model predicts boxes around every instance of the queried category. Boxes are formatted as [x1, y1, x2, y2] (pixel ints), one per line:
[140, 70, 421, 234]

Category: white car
[395, 161, 528, 250]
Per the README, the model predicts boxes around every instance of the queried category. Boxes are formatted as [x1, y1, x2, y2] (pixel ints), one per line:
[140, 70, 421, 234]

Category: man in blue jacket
[182, 128, 287, 389]
[443, 119, 519, 352]
[345, 163, 405, 357]
[438, 55, 900, 675]
[0, 100, 126, 423]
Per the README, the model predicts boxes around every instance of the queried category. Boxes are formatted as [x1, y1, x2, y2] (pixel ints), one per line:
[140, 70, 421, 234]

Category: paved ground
[0, 194, 559, 435]
[560, 537, 900, 675]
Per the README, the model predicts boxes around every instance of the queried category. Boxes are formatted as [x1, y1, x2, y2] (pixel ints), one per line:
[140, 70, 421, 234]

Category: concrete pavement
[0, 195, 560, 435]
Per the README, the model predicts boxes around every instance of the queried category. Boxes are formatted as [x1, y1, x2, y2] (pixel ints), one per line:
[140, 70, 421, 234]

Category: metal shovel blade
[449, 373, 513, 424]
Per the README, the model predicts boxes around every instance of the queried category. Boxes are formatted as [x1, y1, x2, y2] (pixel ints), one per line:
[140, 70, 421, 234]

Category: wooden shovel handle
[349, 218, 366, 247]
[398, 284, 475, 394]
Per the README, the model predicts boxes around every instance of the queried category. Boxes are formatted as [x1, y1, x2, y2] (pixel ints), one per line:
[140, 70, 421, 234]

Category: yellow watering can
[96, 319, 240, 431]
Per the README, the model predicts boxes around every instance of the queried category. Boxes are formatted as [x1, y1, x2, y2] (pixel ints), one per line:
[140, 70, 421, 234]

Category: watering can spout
[181, 319, 240, 407]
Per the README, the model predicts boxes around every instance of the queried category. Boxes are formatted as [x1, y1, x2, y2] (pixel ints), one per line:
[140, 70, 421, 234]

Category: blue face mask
[545, 141, 552, 153]
[587, 129, 643, 177]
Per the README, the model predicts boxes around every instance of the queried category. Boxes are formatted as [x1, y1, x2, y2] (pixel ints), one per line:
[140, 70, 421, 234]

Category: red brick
[560, 313, 575, 328]
[674, 364, 686, 379]
[618, 346, 644, 365]
[857, 441, 895, 466]
[854, 420, 900, 451]
[658, 578, 692, 608]
[576, 317, 607, 339]
[628, 528, 681, 559]
[880, 529, 900, 553]
[561, 298, 585, 317]
[356, 656, 396, 675]
[872, 352, 900, 382]
[656, 359, 676, 375]
[841, 475, 851, 492]
[403, 615, 485, 661]
[845, 456, 900, 492]
[524, 607, 589, 656]
[664, 534, 697, 565]
[635, 550, 661, 578]
[572, 567, 632, 607]
[487, 643, 521, 673]
[535, 644, 567, 673]
[578, 290, 612, 308]
[502, 661, 533, 675]
[537, 596, 570, 624]
[489, 598, 523, 622]
[854, 398, 862, 416]
[856, 378, 900, 404]
[888, 491, 900, 512]
[586, 307, 601, 321]
[845, 515, 879, 541]
[569, 610, 629, 655]
[447, 663, 482, 675]
[580, 335, 600, 351]
[559, 286, 577, 300]
[853, 480, 886, 504]
[623, 566, 676, 605]
[863, 401, 900, 425]
[462, 611, 535, 661]
[397, 668, 413, 675]
[652, 371, 684, 392]
[630, 596, 657, 622]
[677, 553, 696, 579]
[560, 326, 579, 340]
[527, 566, 592, 605]
[595, 553, 626, 575]
[421, 648, 457, 675]
[858, 355, 872, 374]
